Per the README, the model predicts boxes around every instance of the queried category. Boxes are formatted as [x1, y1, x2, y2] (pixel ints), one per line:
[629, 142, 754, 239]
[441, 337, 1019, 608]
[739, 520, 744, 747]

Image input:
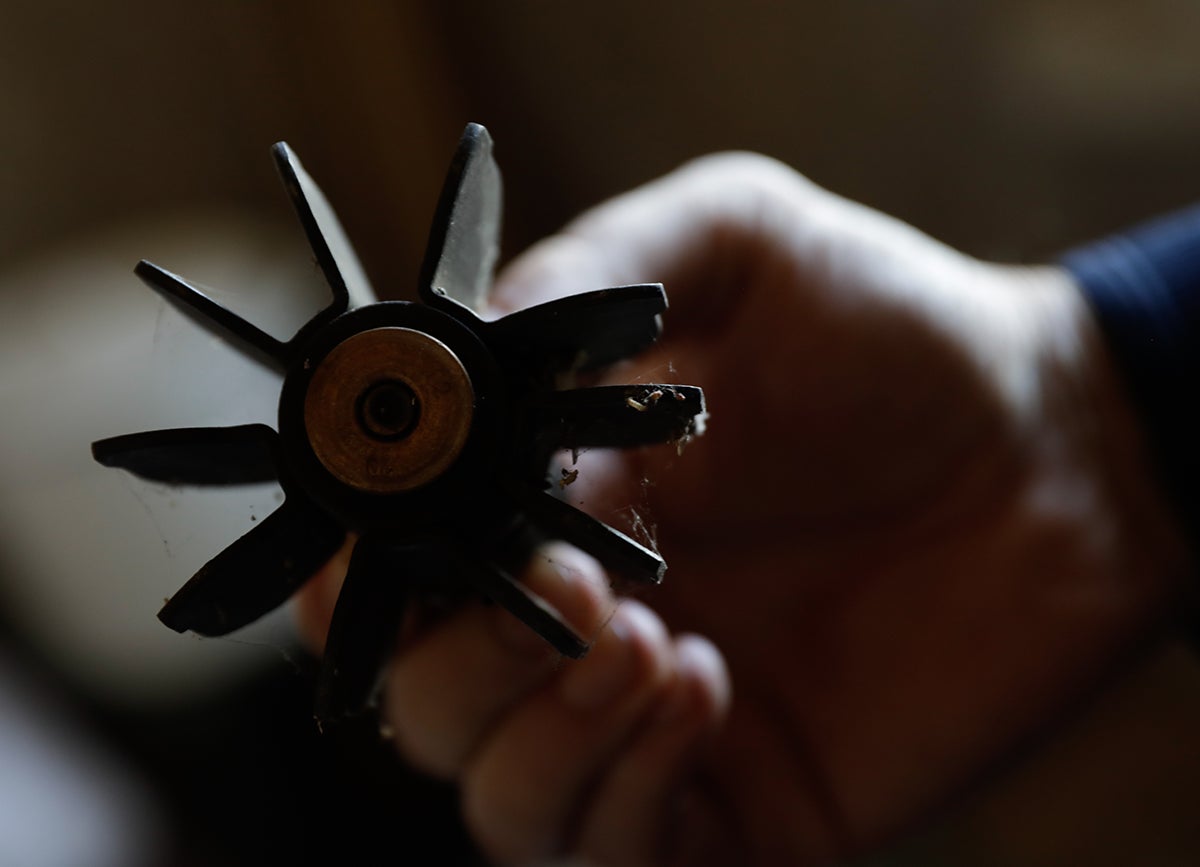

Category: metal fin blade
[490, 284, 667, 371]
[92, 424, 279, 486]
[419, 123, 500, 318]
[451, 551, 588, 658]
[315, 536, 410, 722]
[531, 384, 705, 452]
[271, 142, 376, 318]
[135, 260, 289, 371]
[158, 497, 345, 636]
[523, 491, 665, 585]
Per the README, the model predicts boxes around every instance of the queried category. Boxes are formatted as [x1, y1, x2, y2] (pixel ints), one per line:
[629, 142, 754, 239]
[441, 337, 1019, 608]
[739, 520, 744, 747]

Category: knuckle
[680, 150, 814, 196]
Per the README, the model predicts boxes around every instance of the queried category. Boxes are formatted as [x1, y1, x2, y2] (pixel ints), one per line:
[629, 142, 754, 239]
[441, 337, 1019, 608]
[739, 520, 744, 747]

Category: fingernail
[559, 603, 640, 710]
[656, 636, 728, 729]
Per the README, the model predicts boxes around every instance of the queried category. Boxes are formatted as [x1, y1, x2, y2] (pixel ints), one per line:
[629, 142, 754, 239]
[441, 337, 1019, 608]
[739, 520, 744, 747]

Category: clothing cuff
[1060, 204, 1200, 544]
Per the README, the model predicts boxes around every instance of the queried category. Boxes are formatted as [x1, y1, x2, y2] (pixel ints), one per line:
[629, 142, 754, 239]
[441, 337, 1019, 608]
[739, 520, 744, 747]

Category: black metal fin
[315, 535, 410, 722]
[92, 424, 279, 486]
[450, 550, 589, 658]
[419, 123, 500, 319]
[158, 497, 345, 636]
[530, 384, 706, 454]
[490, 284, 667, 372]
[522, 490, 665, 585]
[135, 260, 289, 372]
[271, 142, 375, 319]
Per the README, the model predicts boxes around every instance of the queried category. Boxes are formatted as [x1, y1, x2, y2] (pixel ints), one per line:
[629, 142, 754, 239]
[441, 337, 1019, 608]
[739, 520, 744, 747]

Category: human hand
[298, 153, 1190, 864]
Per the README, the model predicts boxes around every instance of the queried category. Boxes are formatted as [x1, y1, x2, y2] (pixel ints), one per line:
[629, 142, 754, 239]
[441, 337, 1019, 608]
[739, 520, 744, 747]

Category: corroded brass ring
[303, 327, 474, 493]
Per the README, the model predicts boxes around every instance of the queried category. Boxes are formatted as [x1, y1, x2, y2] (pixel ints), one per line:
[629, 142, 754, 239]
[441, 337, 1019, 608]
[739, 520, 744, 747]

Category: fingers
[460, 599, 673, 862]
[460, 628, 732, 867]
[297, 535, 731, 866]
[572, 634, 731, 867]
[380, 546, 731, 866]
[385, 543, 615, 780]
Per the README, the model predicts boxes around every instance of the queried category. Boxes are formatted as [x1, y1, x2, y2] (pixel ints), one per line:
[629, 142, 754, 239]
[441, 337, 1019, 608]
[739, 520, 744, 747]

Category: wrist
[1013, 263, 1193, 629]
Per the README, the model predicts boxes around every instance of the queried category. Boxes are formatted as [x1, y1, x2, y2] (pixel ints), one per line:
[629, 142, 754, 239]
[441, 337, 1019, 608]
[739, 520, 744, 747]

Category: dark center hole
[357, 380, 420, 441]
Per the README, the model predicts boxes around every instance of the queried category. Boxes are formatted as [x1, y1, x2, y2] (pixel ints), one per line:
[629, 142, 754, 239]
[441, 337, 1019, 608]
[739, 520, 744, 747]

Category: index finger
[488, 152, 817, 327]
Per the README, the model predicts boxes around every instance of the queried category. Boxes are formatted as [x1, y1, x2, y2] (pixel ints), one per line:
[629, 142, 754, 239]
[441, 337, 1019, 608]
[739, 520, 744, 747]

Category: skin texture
[296, 153, 1192, 865]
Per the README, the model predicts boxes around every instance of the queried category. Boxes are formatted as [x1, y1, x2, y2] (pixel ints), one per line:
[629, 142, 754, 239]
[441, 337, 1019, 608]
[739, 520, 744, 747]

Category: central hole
[357, 380, 420, 441]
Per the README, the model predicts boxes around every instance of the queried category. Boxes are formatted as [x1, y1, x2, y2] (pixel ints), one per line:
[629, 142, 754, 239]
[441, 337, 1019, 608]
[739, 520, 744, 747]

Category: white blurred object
[0, 211, 333, 706]
[0, 648, 164, 867]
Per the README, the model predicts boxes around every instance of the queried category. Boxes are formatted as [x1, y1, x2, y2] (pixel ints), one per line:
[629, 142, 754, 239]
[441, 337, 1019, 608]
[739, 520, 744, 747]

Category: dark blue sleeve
[1060, 205, 1200, 544]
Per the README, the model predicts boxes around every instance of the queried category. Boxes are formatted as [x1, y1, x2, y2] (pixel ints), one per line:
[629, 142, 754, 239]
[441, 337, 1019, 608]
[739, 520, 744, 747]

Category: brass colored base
[303, 327, 474, 493]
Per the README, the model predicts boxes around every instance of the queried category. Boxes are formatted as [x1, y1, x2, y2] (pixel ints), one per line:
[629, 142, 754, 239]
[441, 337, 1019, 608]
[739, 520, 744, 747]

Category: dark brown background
[5, 2, 1199, 291]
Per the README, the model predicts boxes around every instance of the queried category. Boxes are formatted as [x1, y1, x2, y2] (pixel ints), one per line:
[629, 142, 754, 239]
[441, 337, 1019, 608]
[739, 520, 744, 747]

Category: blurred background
[1, 1, 1199, 864]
